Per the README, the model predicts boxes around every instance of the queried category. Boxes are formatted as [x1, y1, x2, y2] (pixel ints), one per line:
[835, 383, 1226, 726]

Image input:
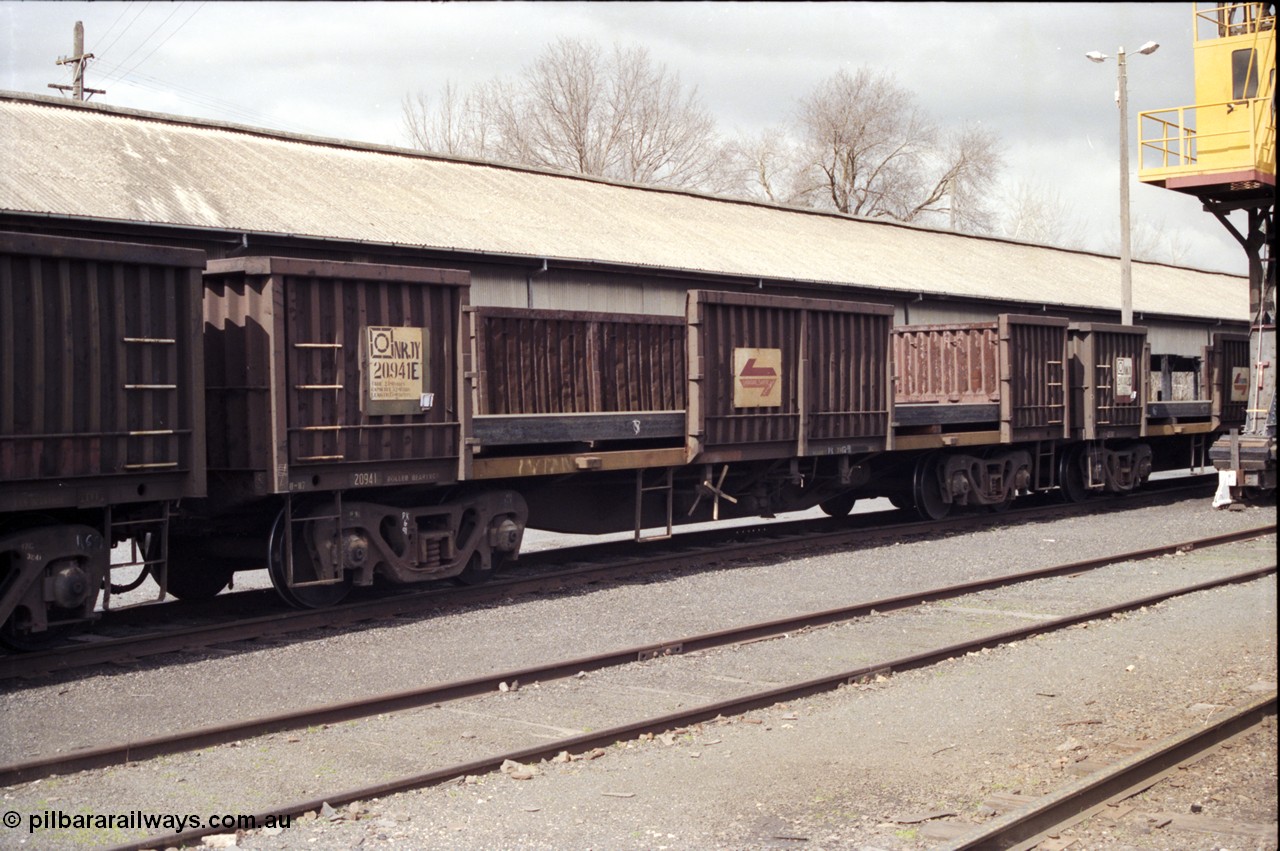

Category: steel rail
[101, 560, 1277, 851]
[4, 526, 1271, 787]
[0, 476, 1223, 680]
[942, 692, 1278, 850]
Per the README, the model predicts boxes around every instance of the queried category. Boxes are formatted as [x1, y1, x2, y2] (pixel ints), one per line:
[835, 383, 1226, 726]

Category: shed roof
[0, 91, 1247, 322]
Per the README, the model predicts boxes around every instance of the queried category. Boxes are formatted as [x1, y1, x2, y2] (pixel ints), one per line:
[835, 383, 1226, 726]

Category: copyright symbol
[2, 811, 19, 829]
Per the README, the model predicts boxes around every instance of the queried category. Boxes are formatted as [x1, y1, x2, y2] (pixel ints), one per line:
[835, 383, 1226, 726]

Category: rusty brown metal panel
[202, 257, 467, 495]
[687, 290, 892, 461]
[1068, 323, 1148, 440]
[893, 322, 1000, 404]
[894, 315, 1067, 443]
[0, 231, 206, 508]
[469, 307, 685, 416]
[1209, 332, 1250, 426]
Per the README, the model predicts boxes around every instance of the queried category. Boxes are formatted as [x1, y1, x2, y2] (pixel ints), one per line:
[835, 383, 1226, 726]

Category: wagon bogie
[285, 490, 528, 589]
[935, 448, 1034, 508]
[0, 524, 109, 648]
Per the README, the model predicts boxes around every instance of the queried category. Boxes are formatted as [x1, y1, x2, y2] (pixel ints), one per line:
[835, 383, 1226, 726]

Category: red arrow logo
[739, 358, 778, 396]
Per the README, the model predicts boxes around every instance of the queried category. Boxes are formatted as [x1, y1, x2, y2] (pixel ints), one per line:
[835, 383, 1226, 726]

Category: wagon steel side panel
[807, 307, 894, 447]
[0, 231, 206, 511]
[687, 290, 893, 463]
[203, 257, 467, 497]
[892, 315, 1067, 442]
[999, 315, 1070, 442]
[1209, 332, 1250, 427]
[469, 307, 685, 415]
[1069, 323, 1149, 440]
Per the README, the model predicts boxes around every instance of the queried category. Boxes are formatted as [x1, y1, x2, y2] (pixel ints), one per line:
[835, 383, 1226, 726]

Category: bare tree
[768, 68, 1003, 232]
[918, 123, 1004, 233]
[1126, 217, 1194, 266]
[401, 38, 733, 192]
[401, 80, 510, 159]
[999, 178, 1089, 248]
[521, 39, 614, 173]
[402, 90, 433, 151]
[997, 181, 1188, 264]
[735, 126, 806, 206]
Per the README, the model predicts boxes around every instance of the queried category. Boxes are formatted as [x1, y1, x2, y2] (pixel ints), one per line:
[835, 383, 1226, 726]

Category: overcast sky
[0, 1, 1250, 275]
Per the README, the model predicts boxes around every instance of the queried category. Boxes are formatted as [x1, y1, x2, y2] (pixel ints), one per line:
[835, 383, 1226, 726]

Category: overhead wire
[93, 4, 135, 50]
[74, 2, 335, 139]
[105, 2, 208, 85]
[94, 3, 149, 61]
[93, 63, 317, 132]
[94, 2, 154, 64]
[96, 2, 189, 84]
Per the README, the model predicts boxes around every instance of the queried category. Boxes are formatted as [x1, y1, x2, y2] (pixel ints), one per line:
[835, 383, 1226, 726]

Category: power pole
[48, 21, 105, 101]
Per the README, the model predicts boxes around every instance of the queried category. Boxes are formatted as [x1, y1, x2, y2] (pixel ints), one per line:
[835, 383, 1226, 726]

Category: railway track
[3, 526, 1271, 841]
[940, 694, 1277, 850]
[1, 475, 1224, 681]
[86, 547, 1274, 851]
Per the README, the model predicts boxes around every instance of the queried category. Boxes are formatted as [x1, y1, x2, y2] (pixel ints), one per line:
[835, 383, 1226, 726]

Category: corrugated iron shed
[0, 91, 1247, 322]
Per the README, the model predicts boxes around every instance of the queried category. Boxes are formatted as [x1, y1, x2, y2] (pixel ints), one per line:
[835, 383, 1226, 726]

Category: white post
[1117, 46, 1133, 326]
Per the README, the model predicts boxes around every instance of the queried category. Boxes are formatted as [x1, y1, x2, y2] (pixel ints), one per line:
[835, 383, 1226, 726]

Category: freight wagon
[0, 236, 1250, 647]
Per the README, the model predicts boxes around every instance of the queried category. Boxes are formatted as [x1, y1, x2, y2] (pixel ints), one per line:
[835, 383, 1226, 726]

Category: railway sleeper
[268, 490, 529, 608]
[0, 524, 109, 648]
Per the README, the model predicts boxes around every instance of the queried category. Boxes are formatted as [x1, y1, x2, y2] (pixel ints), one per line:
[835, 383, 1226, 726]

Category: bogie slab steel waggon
[0, 231, 1253, 647]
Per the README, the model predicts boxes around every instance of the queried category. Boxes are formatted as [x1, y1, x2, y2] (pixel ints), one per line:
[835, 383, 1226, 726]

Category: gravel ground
[0, 495, 1274, 850]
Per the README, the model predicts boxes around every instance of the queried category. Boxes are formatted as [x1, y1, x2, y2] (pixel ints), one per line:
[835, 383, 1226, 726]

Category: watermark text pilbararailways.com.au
[5, 809, 292, 834]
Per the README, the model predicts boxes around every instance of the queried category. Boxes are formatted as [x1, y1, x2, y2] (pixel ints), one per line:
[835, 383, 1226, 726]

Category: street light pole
[1087, 41, 1158, 327]
[1118, 46, 1133, 326]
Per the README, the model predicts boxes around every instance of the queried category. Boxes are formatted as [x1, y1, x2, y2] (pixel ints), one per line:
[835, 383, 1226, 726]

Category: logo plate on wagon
[733, 347, 782, 408]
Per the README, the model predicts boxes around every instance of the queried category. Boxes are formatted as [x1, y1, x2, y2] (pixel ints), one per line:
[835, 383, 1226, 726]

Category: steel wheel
[164, 540, 234, 601]
[453, 551, 492, 586]
[0, 518, 93, 650]
[818, 492, 858, 517]
[912, 454, 950, 520]
[0, 608, 73, 652]
[1058, 447, 1090, 503]
[984, 495, 1014, 514]
[267, 503, 352, 609]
